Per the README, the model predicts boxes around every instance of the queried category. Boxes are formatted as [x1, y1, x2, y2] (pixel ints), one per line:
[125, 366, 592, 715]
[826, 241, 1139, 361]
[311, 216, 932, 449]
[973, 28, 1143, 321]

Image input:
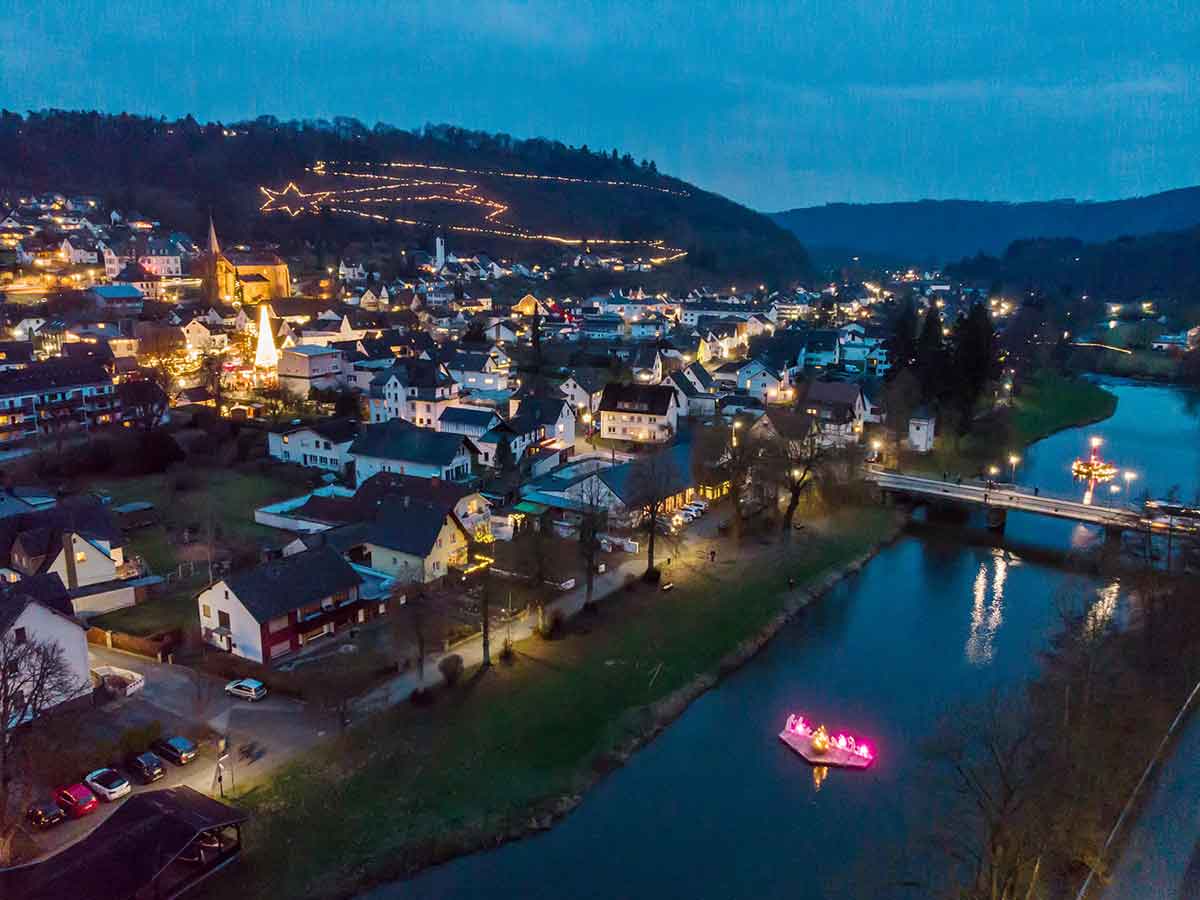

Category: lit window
[75, 551, 87, 563]
[202, 604, 211, 619]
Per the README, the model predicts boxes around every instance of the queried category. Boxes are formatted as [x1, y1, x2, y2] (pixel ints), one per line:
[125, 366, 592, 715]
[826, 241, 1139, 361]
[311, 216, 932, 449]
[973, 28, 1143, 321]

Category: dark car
[151, 736, 198, 766]
[125, 751, 166, 783]
[26, 799, 66, 830]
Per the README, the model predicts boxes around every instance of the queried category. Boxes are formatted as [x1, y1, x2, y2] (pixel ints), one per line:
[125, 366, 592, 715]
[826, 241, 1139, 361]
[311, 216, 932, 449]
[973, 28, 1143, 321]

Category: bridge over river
[865, 468, 1196, 537]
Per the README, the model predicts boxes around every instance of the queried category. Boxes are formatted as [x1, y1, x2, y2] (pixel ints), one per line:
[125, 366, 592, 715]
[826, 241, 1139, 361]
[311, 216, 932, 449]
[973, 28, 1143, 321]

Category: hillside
[946, 226, 1200, 302]
[0, 110, 813, 285]
[771, 188, 1200, 265]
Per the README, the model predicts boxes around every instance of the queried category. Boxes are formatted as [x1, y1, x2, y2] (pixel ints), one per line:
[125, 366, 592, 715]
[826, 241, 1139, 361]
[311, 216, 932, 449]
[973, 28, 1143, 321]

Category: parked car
[674, 509, 699, 523]
[84, 767, 131, 802]
[682, 502, 707, 515]
[225, 678, 268, 702]
[125, 751, 165, 784]
[26, 799, 66, 830]
[54, 783, 98, 819]
[178, 830, 222, 865]
[151, 736, 198, 766]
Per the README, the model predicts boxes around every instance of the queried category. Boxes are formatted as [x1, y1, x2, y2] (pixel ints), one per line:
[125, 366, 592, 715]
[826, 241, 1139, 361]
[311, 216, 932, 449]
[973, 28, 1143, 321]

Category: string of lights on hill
[259, 160, 689, 264]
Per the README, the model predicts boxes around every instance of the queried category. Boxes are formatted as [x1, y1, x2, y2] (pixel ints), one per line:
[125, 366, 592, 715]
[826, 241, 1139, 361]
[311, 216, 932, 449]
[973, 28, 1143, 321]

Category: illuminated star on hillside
[258, 182, 327, 216]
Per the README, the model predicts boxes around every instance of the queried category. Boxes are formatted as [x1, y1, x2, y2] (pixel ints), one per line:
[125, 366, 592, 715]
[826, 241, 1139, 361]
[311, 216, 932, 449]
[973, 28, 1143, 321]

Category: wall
[197, 581, 264, 663]
[15, 603, 90, 707]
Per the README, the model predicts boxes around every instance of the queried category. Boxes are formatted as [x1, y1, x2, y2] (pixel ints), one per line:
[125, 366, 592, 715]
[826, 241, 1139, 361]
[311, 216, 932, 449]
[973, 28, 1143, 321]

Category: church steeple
[207, 214, 221, 257]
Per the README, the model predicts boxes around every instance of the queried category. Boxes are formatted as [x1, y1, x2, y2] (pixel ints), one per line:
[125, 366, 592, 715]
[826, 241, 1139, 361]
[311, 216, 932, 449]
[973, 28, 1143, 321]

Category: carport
[0, 786, 247, 900]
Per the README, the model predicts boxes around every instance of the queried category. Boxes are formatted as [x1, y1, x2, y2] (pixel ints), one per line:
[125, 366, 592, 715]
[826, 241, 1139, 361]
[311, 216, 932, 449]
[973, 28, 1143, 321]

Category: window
[201, 604, 211, 619]
[269, 615, 289, 633]
[13, 627, 26, 645]
[75, 551, 86, 563]
[218, 610, 231, 630]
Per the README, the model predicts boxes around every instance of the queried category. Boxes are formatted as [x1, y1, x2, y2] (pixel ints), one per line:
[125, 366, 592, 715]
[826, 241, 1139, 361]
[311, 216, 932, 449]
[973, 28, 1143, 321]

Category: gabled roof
[684, 361, 717, 391]
[0, 572, 73, 634]
[349, 420, 472, 466]
[276, 417, 360, 444]
[598, 443, 694, 505]
[562, 368, 606, 395]
[438, 405, 500, 429]
[515, 395, 570, 428]
[226, 546, 362, 622]
[597, 382, 676, 416]
[800, 380, 862, 407]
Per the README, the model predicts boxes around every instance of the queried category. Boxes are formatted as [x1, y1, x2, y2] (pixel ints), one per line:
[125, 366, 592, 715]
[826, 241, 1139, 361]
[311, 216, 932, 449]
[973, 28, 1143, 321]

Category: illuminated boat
[1071, 439, 1118, 483]
[779, 714, 874, 769]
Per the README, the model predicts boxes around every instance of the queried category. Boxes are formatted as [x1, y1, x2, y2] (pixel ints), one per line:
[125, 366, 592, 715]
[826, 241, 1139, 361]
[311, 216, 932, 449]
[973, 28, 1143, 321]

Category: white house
[268, 419, 360, 474]
[597, 382, 679, 444]
[197, 546, 370, 665]
[0, 575, 91, 724]
[277, 345, 345, 396]
[349, 419, 476, 485]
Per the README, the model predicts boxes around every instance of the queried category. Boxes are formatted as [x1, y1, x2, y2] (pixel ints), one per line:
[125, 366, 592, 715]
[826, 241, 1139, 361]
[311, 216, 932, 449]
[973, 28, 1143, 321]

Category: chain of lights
[259, 160, 689, 263]
[312, 159, 689, 196]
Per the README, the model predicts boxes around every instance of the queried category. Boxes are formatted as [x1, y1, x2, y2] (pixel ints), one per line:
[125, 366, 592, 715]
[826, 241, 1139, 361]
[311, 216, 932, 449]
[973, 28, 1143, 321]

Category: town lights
[988, 466, 1000, 477]
[1090, 436, 1103, 449]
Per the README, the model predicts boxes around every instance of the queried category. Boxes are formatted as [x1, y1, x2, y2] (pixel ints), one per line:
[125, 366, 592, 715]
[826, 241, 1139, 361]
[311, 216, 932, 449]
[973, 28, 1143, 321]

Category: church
[208, 218, 291, 303]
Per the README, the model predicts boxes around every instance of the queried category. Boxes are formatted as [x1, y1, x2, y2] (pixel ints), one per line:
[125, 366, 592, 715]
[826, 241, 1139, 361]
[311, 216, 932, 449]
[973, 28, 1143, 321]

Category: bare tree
[577, 475, 609, 608]
[0, 629, 87, 864]
[922, 690, 1044, 900]
[627, 447, 684, 578]
[691, 417, 763, 540]
[760, 411, 826, 530]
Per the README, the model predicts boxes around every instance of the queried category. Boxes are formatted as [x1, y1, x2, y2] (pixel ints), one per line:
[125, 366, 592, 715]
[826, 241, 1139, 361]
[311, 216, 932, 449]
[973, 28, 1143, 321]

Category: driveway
[20, 648, 335, 861]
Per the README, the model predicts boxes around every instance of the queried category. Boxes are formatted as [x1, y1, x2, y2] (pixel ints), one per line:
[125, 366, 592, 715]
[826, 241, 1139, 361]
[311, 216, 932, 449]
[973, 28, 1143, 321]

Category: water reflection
[966, 548, 1020, 664]
[812, 765, 829, 792]
[1085, 581, 1121, 638]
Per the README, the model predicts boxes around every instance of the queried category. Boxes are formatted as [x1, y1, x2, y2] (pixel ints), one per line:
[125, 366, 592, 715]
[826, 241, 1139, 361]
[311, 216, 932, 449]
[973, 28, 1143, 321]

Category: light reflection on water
[1086, 581, 1122, 637]
[966, 548, 1018, 665]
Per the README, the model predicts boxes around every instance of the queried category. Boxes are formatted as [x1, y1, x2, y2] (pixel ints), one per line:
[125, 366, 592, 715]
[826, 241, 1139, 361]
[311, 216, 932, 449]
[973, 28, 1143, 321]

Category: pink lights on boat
[780, 714, 875, 768]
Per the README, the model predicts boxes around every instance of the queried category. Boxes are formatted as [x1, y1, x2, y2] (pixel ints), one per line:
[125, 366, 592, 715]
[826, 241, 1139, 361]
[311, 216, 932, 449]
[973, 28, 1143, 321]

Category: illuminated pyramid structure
[254, 303, 279, 370]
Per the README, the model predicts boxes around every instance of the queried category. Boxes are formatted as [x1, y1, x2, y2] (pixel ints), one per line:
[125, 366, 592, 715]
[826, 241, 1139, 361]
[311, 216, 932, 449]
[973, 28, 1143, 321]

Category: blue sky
[2, 0, 1198, 210]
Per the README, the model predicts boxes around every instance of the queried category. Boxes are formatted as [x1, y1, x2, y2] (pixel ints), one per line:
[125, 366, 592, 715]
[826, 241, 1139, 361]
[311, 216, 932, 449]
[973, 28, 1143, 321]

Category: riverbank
[906, 371, 1117, 476]
[196, 506, 901, 900]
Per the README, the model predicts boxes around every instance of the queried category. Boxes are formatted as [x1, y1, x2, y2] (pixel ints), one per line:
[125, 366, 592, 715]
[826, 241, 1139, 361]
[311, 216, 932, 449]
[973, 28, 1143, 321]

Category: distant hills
[771, 188, 1200, 265]
[0, 110, 813, 285]
[946, 226, 1200, 302]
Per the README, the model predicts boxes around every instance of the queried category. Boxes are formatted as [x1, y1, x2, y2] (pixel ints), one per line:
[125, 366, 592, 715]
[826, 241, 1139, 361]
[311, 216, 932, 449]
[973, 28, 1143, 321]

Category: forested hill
[946, 226, 1200, 302]
[770, 188, 1200, 265]
[0, 110, 813, 285]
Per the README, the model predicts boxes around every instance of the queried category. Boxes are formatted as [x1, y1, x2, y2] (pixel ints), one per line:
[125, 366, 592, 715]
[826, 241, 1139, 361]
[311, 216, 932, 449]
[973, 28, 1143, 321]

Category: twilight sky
[3, 0, 1198, 210]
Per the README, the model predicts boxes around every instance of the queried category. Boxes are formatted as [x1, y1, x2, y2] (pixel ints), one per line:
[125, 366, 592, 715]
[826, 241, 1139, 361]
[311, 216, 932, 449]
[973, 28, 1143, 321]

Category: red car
[54, 783, 99, 819]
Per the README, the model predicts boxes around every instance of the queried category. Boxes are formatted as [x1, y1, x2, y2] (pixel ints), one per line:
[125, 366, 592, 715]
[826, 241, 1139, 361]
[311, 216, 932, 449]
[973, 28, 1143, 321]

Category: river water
[372, 379, 1200, 900]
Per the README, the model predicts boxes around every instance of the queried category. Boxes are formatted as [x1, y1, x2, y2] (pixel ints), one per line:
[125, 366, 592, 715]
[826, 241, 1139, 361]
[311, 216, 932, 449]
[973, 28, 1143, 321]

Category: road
[1096, 710, 1200, 899]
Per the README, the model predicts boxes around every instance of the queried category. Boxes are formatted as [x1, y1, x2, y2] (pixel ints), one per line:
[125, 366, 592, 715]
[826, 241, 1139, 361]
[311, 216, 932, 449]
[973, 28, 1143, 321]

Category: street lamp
[988, 465, 1000, 479]
[1008, 454, 1021, 483]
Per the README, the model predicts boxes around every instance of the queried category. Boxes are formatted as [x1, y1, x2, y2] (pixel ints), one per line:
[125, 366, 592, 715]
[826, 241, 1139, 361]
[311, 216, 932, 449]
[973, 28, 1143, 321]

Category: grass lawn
[196, 506, 897, 900]
[90, 574, 210, 635]
[86, 465, 312, 635]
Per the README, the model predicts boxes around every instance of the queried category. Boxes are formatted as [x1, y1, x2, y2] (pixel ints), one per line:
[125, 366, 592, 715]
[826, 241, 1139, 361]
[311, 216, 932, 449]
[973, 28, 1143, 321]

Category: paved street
[1095, 710, 1200, 900]
[22, 647, 334, 860]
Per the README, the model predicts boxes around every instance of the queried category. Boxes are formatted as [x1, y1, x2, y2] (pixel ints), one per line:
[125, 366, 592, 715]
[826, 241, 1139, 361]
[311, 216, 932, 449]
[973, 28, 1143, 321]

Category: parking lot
[20, 647, 335, 859]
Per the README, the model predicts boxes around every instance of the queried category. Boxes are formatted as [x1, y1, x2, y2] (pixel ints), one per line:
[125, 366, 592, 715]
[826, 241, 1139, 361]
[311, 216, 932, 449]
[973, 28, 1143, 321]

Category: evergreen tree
[915, 305, 947, 401]
[886, 296, 920, 375]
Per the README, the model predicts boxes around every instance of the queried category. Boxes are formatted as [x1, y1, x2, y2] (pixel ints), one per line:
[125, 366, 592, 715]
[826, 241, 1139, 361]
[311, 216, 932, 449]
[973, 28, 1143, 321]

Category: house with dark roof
[349, 419, 476, 485]
[559, 369, 606, 415]
[0, 572, 90, 724]
[597, 382, 679, 444]
[437, 404, 502, 439]
[0, 496, 126, 592]
[268, 418, 361, 475]
[288, 498, 473, 584]
[796, 380, 865, 446]
[365, 358, 460, 427]
[196, 546, 367, 664]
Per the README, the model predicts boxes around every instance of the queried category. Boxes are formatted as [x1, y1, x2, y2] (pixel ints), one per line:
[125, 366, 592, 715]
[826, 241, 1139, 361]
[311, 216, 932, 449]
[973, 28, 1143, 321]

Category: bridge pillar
[1104, 525, 1124, 548]
[986, 507, 1007, 532]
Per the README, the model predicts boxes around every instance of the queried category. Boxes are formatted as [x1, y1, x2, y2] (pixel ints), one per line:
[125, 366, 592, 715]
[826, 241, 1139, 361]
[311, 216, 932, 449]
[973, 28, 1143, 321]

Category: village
[1, 186, 1198, 898]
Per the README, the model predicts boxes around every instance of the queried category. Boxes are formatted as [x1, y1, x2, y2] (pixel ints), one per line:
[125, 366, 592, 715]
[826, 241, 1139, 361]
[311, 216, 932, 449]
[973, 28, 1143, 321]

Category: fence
[87, 626, 182, 663]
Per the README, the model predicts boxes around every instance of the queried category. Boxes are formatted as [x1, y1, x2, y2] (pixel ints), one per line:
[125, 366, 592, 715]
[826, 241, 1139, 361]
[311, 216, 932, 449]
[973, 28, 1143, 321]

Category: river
[371, 379, 1200, 900]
